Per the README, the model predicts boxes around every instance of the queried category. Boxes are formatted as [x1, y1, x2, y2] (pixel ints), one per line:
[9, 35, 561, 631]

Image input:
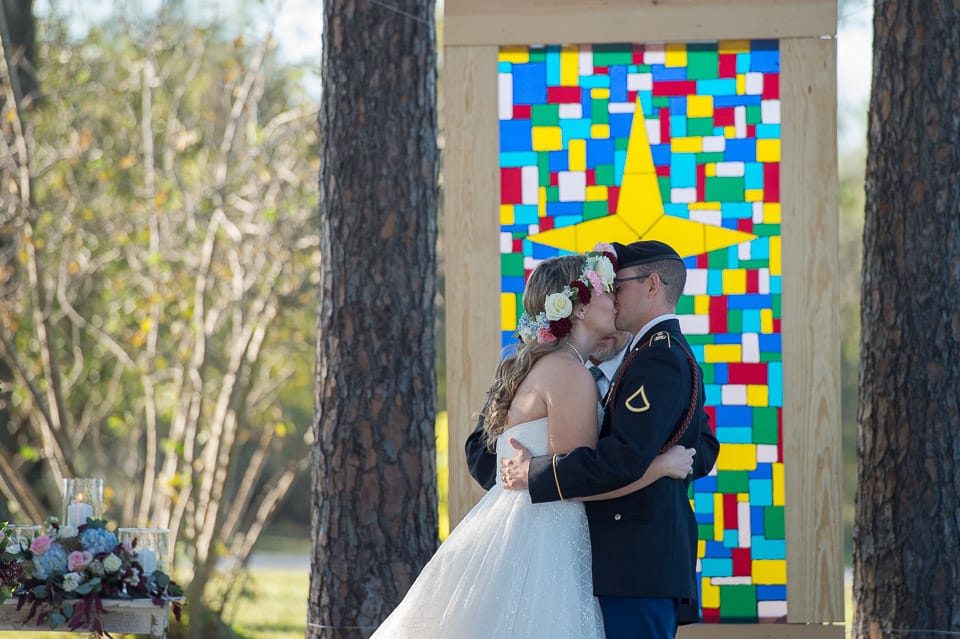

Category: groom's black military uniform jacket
[524, 319, 718, 619]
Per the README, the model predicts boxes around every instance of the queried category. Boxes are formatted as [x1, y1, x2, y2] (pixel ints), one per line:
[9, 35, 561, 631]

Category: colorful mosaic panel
[497, 41, 783, 623]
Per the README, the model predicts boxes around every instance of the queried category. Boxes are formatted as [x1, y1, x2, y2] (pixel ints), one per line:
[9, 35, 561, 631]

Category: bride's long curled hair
[481, 255, 585, 448]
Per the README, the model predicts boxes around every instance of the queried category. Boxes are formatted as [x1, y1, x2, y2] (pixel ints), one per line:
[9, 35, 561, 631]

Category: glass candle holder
[61, 477, 104, 527]
[117, 527, 169, 575]
[6, 524, 42, 553]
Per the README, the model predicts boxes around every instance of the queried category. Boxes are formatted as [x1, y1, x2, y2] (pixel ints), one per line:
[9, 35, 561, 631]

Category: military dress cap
[612, 240, 683, 269]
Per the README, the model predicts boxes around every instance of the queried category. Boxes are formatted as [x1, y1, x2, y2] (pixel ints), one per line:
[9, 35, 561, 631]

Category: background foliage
[0, 6, 318, 635]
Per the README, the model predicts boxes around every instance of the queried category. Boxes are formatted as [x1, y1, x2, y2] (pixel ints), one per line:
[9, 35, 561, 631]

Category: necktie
[589, 366, 605, 398]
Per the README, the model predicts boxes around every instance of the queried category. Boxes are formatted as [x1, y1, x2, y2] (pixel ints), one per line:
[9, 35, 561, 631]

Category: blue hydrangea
[32, 544, 68, 579]
[80, 527, 118, 554]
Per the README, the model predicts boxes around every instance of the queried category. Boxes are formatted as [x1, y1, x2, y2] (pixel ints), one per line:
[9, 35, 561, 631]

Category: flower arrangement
[516, 244, 618, 344]
[0, 518, 182, 636]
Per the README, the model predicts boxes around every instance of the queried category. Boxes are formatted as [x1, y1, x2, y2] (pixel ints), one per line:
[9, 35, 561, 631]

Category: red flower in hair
[549, 317, 573, 339]
[603, 251, 618, 270]
[570, 280, 591, 305]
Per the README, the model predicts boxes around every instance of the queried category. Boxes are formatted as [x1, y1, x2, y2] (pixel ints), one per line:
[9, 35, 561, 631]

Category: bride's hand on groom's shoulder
[501, 439, 532, 490]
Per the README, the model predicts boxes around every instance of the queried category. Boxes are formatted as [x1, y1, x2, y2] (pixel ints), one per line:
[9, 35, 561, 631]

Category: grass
[229, 568, 309, 639]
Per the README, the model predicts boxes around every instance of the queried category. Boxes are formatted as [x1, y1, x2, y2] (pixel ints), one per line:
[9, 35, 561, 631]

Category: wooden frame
[0, 599, 171, 638]
[442, 0, 841, 628]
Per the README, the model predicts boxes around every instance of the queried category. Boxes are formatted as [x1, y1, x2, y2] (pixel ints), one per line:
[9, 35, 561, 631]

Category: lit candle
[138, 548, 158, 574]
[67, 502, 94, 527]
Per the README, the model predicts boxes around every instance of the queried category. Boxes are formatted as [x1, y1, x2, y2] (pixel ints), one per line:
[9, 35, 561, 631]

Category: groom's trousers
[598, 596, 678, 639]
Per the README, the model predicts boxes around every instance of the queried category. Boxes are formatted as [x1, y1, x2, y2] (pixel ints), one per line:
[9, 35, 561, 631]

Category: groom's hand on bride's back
[501, 439, 532, 490]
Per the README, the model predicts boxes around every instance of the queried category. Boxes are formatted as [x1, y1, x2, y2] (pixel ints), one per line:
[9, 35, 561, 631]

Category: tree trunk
[855, 2, 960, 638]
[308, 1, 438, 638]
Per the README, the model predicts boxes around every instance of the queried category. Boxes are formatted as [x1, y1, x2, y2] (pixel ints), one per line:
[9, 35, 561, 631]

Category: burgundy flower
[570, 280, 591, 305]
[550, 317, 573, 339]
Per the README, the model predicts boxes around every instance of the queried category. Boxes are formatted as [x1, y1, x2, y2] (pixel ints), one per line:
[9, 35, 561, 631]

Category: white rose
[62, 571, 82, 592]
[103, 553, 122, 573]
[594, 256, 616, 288]
[57, 525, 78, 539]
[543, 292, 573, 321]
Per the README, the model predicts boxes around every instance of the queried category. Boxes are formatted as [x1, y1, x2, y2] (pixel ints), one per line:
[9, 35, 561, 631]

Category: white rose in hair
[543, 292, 573, 321]
[594, 257, 615, 288]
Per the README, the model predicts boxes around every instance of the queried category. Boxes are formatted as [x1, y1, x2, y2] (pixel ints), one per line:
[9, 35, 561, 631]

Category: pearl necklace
[565, 341, 586, 365]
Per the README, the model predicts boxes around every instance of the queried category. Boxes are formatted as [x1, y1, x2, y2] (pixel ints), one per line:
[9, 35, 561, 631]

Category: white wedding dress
[370, 418, 605, 638]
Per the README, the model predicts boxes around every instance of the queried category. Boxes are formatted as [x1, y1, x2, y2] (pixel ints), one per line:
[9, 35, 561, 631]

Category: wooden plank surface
[780, 36, 844, 623]
[445, 0, 836, 46]
[442, 45, 502, 527]
[678, 623, 845, 639]
[0, 598, 170, 637]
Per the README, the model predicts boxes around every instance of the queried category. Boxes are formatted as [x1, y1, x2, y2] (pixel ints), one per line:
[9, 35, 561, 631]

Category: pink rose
[535, 326, 556, 343]
[68, 550, 93, 571]
[30, 535, 51, 556]
[586, 270, 604, 293]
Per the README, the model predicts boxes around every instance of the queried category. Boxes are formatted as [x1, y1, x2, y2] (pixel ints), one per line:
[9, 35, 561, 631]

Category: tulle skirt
[370, 485, 605, 638]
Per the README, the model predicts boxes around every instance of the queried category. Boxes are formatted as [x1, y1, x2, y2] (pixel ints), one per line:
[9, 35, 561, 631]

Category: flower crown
[516, 244, 618, 344]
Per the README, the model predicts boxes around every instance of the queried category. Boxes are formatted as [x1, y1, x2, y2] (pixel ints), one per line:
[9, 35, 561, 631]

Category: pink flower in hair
[586, 270, 604, 293]
[593, 242, 615, 254]
[536, 326, 557, 344]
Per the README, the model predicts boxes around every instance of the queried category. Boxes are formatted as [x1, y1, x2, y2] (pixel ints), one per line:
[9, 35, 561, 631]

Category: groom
[491, 240, 718, 639]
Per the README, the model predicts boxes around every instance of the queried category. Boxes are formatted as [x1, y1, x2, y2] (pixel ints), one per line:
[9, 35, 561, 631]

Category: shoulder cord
[602, 337, 701, 454]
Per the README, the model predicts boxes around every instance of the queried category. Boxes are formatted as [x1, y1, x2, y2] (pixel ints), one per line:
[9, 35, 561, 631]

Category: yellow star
[528, 96, 756, 258]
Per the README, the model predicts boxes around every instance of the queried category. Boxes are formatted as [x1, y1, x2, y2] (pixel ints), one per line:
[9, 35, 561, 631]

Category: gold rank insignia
[648, 331, 671, 348]
[625, 385, 651, 413]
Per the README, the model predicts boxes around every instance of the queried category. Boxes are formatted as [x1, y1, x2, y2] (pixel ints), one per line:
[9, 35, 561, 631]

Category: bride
[370, 250, 694, 638]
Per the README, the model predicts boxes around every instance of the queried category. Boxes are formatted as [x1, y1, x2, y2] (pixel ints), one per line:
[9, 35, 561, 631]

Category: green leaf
[48, 611, 67, 628]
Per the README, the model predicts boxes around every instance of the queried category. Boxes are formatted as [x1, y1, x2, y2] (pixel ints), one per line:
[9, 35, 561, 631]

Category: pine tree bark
[308, 2, 438, 638]
[855, 2, 960, 638]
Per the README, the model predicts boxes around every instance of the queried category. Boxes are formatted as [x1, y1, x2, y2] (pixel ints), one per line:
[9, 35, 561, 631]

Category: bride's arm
[573, 446, 695, 502]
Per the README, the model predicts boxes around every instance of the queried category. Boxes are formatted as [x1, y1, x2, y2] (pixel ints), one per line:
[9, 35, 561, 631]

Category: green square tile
[593, 48, 633, 67]
[727, 309, 742, 333]
[652, 96, 671, 109]
[705, 177, 745, 202]
[764, 506, 785, 539]
[697, 152, 726, 164]
[538, 152, 551, 184]
[658, 176, 671, 200]
[676, 296, 694, 314]
[760, 351, 782, 363]
[752, 223, 780, 237]
[717, 470, 749, 494]
[684, 334, 713, 345]
[746, 104, 763, 125]
[583, 201, 608, 220]
[591, 99, 609, 125]
[615, 137, 630, 150]
[708, 249, 730, 269]
[720, 585, 758, 621]
[753, 407, 779, 444]
[529, 49, 547, 62]
[687, 117, 714, 137]
[501, 252, 524, 276]
[687, 49, 719, 80]
[532, 103, 560, 126]
[546, 186, 559, 202]
[701, 363, 714, 385]
[595, 163, 616, 186]
[772, 295, 781, 318]
[698, 523, 714, 540]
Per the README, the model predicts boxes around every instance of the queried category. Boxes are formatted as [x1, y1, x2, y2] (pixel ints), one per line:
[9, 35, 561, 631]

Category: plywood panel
[446, 0, 836, 46]
[442, 46, 502, 527]
[678, 623, 845, 639]
[780, 36, 844, 623]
